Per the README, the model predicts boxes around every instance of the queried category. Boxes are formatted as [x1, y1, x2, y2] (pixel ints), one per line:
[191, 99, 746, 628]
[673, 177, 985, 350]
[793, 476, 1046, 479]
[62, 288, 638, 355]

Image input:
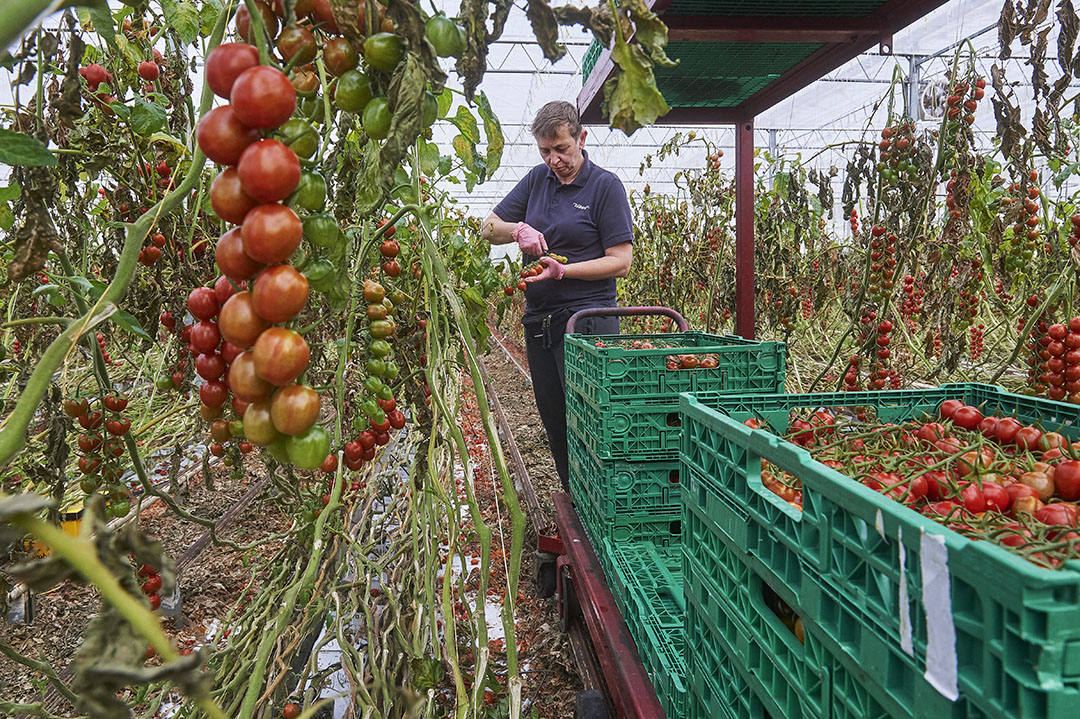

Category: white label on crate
[874, 508, 886, 539]
[898, 527, 914, 656]
[920, 531, 959, 700]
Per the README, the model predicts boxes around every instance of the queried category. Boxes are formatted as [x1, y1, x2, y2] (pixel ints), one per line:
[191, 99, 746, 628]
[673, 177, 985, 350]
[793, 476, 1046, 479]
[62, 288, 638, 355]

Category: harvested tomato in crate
[681, 383, 1080, 719]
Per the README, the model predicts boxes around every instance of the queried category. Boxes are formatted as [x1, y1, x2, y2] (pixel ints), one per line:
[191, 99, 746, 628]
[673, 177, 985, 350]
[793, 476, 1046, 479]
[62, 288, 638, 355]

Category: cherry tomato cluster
[1000, 170, 1042, 271]
[193, 46, 331, 470]
[504, 253, 569, 295]
[853, 310, 894, 391]
[945, 76, 984, 126]
[849, 208, 859, 237]
[137, 562, 165, 612]
[377, 219, 402, 276]
[754, 400, 1080, 568]
[340, 276, 408, 472]
[138, 230, 167, 267]
[969, 323, 985, 360]
[65, 394, 132, 514]
[899, 274, 924, 325]
[1069, 214, 1080, 248]
[94, 331, 119, 366]
[867, 225, 897, 301]
[956, 285, 981, 330]
[1027, 318, 1080, 403]
[665, 353, 719, 370]
[706, 149, 724, 173]
[877, 121, 917, 185]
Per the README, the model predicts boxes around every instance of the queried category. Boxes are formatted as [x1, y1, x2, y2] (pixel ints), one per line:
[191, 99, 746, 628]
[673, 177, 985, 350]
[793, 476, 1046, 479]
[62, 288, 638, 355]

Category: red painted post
[735, 118, 755, 340]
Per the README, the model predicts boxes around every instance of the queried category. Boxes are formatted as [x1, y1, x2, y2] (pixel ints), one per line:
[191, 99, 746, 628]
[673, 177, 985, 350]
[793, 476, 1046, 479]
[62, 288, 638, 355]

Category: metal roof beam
[664, 15, 883, 44]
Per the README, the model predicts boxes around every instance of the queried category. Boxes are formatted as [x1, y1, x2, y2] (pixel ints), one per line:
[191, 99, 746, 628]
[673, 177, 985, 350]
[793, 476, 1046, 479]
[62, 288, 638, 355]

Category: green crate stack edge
[565, 331, 786, 463]
[604, 540, 688, 718]
[679, 383, 1080, 719]
[564, 330, 784, 717]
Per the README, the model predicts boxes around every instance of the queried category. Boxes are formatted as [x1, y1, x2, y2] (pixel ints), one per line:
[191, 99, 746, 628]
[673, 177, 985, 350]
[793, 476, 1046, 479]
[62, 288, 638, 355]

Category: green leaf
[438, 154, 452, 176]
[453, 135, 476, 171]
[88, 7, 118, 55]
[410, 657, 445, 691]
[161, 0, 201, 45]
[623, 0, 677, 67]
[147, 132, 186, 152]
[112, 308, 152, 340]
[0, 205, 13, 231]
[0, 128, 56, 167]
[130, 97, 167, 136]
[448, 105, 480, 144]
[31, 283, 60, 298]
[0, 183, 20, 203]
[476, 92, 503, 176]
[199, 0, 223, 36]
[437, 88, 453, 120]
[112, 29, 142, 67]
[418, 140, 440, 175]
[603, 40, 669, 135]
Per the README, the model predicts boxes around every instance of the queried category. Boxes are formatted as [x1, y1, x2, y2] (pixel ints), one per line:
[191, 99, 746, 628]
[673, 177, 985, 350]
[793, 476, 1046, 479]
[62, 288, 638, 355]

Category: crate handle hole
[668, 470, 680, 484]
[666, 413, 681, 427]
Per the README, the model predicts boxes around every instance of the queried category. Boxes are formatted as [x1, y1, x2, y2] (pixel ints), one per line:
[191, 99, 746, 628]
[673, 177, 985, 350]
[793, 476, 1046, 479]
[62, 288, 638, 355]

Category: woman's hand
[512, 222, 548, 255]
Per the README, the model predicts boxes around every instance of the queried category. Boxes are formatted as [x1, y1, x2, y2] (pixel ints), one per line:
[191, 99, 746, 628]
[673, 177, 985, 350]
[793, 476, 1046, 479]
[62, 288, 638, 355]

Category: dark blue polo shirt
[493, 151, 633, 320]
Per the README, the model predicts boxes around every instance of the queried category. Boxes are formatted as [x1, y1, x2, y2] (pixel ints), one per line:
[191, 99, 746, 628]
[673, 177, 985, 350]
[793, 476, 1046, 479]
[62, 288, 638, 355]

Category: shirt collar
[546, 150, 593, 187]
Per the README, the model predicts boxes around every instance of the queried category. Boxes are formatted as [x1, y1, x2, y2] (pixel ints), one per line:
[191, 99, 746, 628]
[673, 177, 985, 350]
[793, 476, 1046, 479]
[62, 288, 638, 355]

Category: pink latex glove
[512, 222, 548, 256]
[524, 256, 565, 282]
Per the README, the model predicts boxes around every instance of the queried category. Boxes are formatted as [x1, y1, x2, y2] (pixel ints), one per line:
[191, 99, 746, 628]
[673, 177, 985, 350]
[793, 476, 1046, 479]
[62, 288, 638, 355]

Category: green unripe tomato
[279, 118, 319, 159]
[333, 70, 372, 113]
[286, 425, 330, 470]
[362, 98, 391, 141]
[364, 33, 404, 73]
[289, 171, 327, 212]
[366, 358, 386, 376]
[267, 436, 291, 463]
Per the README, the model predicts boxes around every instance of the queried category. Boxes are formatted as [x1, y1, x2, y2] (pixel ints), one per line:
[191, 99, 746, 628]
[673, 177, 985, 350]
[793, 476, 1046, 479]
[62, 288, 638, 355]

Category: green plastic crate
[686, 600, 762, 719]
[565, 331, 785, 406]
[680, 383, 1080, 719]
[567, 434, 682, 518]
[684, 534, 989, 719]
[605, 540, 687, 719]
[567, 389, 683, 461]
[569, 468, 681, 552]
[604, 540, 684, 630]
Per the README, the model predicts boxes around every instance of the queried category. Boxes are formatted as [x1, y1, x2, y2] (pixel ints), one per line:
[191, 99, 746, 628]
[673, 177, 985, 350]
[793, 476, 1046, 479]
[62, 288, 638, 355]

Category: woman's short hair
[531, 101, 582, 140]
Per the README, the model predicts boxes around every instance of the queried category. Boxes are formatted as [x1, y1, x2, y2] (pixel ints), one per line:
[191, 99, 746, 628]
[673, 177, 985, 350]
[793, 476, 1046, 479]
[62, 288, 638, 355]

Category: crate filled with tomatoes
[680, 383, 1080, 719]
[564, 333, 785, 462]
[565, 332, 785, 406]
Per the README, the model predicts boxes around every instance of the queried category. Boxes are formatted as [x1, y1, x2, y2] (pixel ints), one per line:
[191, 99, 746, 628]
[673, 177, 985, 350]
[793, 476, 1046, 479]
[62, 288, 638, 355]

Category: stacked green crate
[604, 541, 687, 719]
[679, 383, 1080, 719]
[564, 331, 786, 546]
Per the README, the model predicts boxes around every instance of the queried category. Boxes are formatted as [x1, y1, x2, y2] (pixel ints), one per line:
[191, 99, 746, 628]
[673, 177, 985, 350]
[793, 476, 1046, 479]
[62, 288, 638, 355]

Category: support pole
[735, 118, 756, 340]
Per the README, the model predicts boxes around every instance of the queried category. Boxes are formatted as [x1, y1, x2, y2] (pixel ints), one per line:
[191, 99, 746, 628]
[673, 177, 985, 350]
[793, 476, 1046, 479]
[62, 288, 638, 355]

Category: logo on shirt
[573, 202, 590, 211]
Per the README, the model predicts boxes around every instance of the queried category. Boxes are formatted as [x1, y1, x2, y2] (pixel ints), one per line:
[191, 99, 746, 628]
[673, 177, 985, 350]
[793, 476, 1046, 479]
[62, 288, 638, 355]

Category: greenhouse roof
[578, 0, 951, 123]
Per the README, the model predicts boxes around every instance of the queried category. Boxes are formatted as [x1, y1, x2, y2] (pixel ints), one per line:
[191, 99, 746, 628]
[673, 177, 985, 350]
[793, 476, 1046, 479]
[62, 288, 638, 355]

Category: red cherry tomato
[952, 405, 983, 431]
[939, 399, 964, 419]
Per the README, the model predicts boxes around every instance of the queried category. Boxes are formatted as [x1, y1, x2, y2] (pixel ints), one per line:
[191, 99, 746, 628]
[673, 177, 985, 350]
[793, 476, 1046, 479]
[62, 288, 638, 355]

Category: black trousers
[524, 309, 620, 491]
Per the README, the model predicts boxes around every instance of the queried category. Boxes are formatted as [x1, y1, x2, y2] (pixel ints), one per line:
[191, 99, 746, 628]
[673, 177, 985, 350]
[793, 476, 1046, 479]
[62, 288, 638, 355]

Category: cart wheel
[535, 550, 556, 598]
[574, 689, 608, 719]
[558, 565, 578, 632]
